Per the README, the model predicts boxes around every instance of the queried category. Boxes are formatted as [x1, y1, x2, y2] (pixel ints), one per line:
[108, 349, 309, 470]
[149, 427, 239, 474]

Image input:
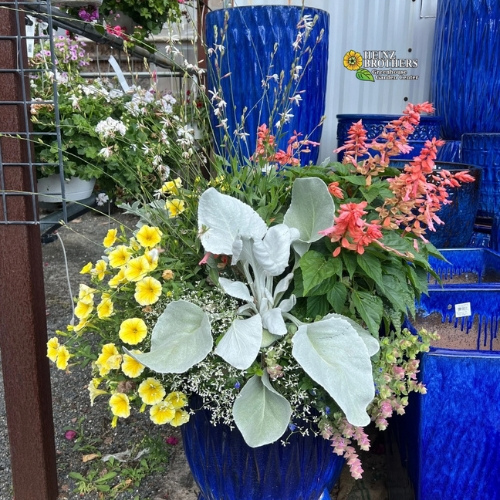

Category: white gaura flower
[177, 125, 195, 145]
[95, 117, 127, 138]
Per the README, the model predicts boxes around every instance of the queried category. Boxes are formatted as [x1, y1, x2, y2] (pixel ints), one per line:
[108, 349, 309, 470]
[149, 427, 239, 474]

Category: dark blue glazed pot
[336, 114, 442, 162]
[399, 248, 500, 499]
[181, 398, 345, 500]
[436, 140, 461, 163]
[205, 6, 329, 166]
[430, 0, 500, 139]
[389, 161, 481, 248]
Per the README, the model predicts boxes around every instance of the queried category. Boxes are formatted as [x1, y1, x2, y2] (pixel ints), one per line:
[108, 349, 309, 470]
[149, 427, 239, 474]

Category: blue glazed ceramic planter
[436, 140, 460, 163]
[181, 399, 344, 500]
[205, 6, 329, 166]
[389, 161, 481, 248]
[430, 0, 500, 139]
[336, 114, 441, 162]
[398, 249, 500, 499]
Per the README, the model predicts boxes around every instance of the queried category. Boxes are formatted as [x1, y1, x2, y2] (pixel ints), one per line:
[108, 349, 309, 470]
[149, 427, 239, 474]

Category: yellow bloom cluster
[47, 337, 71, 370]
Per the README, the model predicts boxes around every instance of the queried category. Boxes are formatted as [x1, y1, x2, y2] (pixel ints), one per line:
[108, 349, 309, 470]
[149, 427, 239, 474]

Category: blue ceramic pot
[389, 161, 481, 248]
[399, 248, 500, 499]
[436, 140, 461, 163]
[181, 398, 344, 500]
[205, 6, 329, 166]
[430, 0, 500, 139]
[336, 114, 441, 162]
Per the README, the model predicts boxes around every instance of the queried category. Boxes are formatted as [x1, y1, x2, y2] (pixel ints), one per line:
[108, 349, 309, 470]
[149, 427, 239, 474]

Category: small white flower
[95, 192, 109, 206]
[289, 94, 303, 106]
[99, 147, 113, 158]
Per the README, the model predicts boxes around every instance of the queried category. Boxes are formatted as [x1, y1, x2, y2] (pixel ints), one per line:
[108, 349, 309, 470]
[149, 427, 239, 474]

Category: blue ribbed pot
[205, 6, 329, 166]
[389, 161, 481, 248]
[181, 398, 345, 500]
[436, 140, 461, 163]
[336, 114, 441, 162]
[398, 249, 500, 499]
[430, 0, 500, 139]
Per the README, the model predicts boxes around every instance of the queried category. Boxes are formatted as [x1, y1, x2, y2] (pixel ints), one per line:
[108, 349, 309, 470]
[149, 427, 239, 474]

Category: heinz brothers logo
[343, 50, 419, 82]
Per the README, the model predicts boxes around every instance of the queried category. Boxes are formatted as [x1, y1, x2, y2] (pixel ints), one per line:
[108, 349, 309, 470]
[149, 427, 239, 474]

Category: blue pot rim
[336, 114, 441, 122]
[461, 133, 500, 139]
[427, 347, 500, 357]
[208, 5, 329, 15]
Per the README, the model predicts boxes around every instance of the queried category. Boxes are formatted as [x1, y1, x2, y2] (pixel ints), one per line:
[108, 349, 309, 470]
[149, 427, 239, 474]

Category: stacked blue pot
[398, 248, 500, 499]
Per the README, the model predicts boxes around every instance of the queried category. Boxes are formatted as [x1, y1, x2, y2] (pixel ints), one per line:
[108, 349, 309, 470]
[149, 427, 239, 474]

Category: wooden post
[0, 2, 59, 499]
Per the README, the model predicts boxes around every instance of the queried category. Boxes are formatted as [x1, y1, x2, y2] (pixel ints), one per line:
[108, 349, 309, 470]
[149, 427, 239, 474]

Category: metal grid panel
[0, 0, 66, 225]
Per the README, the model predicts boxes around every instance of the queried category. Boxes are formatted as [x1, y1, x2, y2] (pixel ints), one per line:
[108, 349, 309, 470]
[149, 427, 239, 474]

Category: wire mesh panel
[0, 0, 65, 225]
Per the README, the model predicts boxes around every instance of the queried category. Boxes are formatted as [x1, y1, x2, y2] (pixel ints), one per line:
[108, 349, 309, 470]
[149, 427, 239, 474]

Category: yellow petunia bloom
[88, 378, 108, 406]
[165, 199, 185, 218]
[163, 177, 182, 195]
[55, 346, 71, 370]
[150, 400, 175, 425]
[93, 259, 108, 281]
[165, 391, 188, 409]
[124, 256, 150, 282]
[80, 262, 93, 274]
[138, 377, 166, 405]
[145, 249, 159, 271]
[96, 343, 122, 376]
[78, 284, 95, 304]
[109, 268, 127, 288]
[74, 318, 88, 332]
[129, 237, 141, 252]
[97, 297, 114, 319]
[119, 318, 147, 345]
[103, 228, 118, 248]
[74, 300, 93, 320]
[343, 50, 363, 71]
[136, 225, 163, 249]
[109, 392, 130, 418]
[170, 409, 190, 427]
[121, 352, 145, 378]
[134, 276, 162, 306]
[109, 245, 132, 268]
[47, 337, 60, 362]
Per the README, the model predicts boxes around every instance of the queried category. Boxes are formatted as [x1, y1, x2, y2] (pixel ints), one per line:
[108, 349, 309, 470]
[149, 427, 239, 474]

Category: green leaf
[306, 295, 331, 319]
[126, 301, 212, 373]
[341, 251, 357, 279]
[356, 252, 382, 284]
[356, 68, 375, 82]
[300, 251, 340, 295]
[292, 314, 376, 426]
[352, 290, 383, 335]
[376, 274, 411, 314]
[343, 175, 367, 186]
[232, 373, 292, 447]
[326, 282, 348, 313]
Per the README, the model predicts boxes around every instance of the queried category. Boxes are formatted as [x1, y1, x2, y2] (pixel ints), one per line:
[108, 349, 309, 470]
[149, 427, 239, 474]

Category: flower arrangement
[30, 34, 204, 203]
[47, 100, 474, 479]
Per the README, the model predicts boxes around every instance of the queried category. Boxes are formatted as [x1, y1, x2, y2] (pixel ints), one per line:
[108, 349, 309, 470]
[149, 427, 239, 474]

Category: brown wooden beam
[0, 3, 59, 499]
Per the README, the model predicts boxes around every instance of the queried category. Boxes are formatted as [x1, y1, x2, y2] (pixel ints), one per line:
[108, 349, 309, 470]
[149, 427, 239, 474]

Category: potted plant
[46, 101, 475, 497]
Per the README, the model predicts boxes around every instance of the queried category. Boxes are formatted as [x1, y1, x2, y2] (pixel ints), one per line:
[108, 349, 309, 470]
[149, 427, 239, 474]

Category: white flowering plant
[30, 35, 203, 202]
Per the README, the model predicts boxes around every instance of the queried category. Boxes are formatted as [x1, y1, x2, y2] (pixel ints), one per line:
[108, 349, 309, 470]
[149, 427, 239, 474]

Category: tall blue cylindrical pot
[205, 6, 329, 166]
[430, 0, 500, 139]
[181, 399, 345, 500]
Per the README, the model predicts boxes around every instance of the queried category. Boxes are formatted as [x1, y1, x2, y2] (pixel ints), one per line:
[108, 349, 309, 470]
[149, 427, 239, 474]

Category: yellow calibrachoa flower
[88, 378, 108, 406]
[163, 177, 182, 195]
[55, 345, 71, 370]
[170, 409, 190, 427]
[93, 259, 107, 281]
[74, 318, 88, 332]
[103, 228, 118, 248]
[149, 400, 175, 425]
[136, 225, 163, 248]
[121, 352, 145, 378]
[109, 392, 130, 418]
[145, 249, 159, 271]
[138, 377, 166, 405]
[97, 296, 114, 319]
[109, 245, 132, 268]
[124, 256, 150, 282]
[74, 300, 93, 320]
[343, 50, 363, 71]
[134, 276, 162, 306]
[78, 284, 95, 304]
[96, 343, 122, 376]
[165, 391, 188, 409]
[47, 337, 60, 362]
[109, 268, 127, 288]
[129, 237, 141, 251]
[80, 262, 93, 274]
[165, 199, 185, 218]
[119, 318, 147, 345]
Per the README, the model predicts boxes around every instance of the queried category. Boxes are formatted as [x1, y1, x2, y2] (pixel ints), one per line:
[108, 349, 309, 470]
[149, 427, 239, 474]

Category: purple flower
[65, 430, 77, 440]
[234, 381, 240, 390]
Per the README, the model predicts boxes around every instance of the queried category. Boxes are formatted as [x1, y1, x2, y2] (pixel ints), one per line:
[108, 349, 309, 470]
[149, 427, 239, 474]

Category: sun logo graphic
[342, 50, 374, 82]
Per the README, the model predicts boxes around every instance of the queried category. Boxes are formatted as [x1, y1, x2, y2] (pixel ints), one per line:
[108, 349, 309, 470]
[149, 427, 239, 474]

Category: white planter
[37, 175, 96, 203]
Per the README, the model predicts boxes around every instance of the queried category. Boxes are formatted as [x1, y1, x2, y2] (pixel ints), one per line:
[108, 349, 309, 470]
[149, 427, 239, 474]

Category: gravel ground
[0, 207, 199, 500]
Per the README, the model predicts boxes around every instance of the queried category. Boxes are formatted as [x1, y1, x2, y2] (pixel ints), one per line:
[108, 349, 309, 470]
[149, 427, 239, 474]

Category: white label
[455, 302, 471, 318]
[108, 55, 130, 92]
[26, 16, 35, 58]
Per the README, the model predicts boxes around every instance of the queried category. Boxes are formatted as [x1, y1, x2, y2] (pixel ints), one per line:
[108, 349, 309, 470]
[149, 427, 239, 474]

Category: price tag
[25, 16, 35, 58]
[455, 302, 471, 318]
